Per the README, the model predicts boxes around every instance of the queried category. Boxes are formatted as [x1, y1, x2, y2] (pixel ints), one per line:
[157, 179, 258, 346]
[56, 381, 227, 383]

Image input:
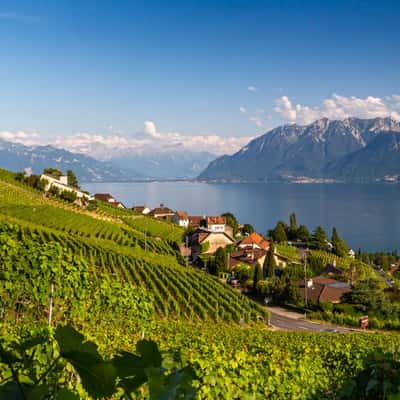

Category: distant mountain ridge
[110, 151, 216, 179]
[198, 117, 400, 183]
[0, 140, 140, 182]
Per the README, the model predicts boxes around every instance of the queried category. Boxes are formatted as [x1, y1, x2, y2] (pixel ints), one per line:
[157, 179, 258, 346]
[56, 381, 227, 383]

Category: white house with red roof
[173, 211, 189, 228]
[238, 232, 270, 251]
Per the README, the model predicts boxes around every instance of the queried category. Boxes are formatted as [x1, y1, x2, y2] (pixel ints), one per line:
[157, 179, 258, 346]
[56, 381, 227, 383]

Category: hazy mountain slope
[111, 151, 216, 179]
[199, 117, 400, 182]
[325, 132, 400, 181]
[0, 140, 140, 181]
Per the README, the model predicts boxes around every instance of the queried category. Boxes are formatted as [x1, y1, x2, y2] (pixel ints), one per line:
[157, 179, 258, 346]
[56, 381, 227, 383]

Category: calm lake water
[82, 181, 400, 252]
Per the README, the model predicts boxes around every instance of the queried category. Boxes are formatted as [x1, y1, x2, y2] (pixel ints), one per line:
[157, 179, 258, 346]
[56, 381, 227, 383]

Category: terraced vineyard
[308, 249, 381, 280]
[123, 215, 184, 243]
[0, 172, 265, 323]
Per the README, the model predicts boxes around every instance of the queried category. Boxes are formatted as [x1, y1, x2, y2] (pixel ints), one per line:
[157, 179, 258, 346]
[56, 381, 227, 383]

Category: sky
[1, 0, 400, 155]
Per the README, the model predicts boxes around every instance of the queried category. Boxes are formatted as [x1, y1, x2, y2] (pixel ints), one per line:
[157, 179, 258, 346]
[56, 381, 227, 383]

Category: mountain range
[0, 139, 216, 181]
[0, 140, 140, 182]
[198, 117, 400, 183]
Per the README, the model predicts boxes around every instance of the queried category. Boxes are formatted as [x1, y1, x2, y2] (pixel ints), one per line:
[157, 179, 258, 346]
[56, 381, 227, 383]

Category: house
[94, 193, 126, 208]
[149, 206, 175, 221]
[111, 201, 126, 209]
[228, 248, 267, 270]
[348, 249, 356, 258]
[173, 211, 189, 228]
[298, 277, 351, 304]
[132, 206, 151, 215]
[322, 260, 343, 276]
[94, 193, 116, 203]
[238, 232, 270, 251]
[188, 216, 204, 229]
[206, 216, 226, 232]
[190, 228, 234, 259]
[41, 174, 92, 201]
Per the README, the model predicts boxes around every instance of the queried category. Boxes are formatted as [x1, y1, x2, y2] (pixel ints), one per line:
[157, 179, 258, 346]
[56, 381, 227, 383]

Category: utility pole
[303, 251, 308, 319]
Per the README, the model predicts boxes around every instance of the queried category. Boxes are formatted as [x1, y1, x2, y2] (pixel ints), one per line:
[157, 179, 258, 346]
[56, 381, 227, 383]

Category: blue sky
[1, 0, 400, 154]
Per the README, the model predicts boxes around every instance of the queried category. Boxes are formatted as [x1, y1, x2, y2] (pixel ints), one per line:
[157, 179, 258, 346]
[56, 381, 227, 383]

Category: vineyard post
[303, 251, 308, 318]
[48, 281, 54, 326]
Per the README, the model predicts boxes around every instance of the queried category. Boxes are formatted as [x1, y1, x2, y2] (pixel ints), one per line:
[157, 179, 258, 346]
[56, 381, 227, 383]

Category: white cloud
[247, 85, 257, 92]
[143, 120, 158, 137]
[274, 94, 400, 125]
[48, 121, 252, 159]
[239, 106, 247, 113]
[0, 130, 40, 146]
[0, 122, 252, 158]
[249, 116, 263, 128]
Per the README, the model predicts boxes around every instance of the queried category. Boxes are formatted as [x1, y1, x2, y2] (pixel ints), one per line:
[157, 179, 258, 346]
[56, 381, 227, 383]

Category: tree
[331, 227, 349, 257]
[263, 242, 277, 278]
[242, 223, 255, 235]
[312, 226, 328, 251]
[214, 247, 227, 275]
[253, 263, 263, 293]
[221, 212, 239, 236]
[67, 170, 80, 189]
[342, 279, 385, 312]
[270, 221, 287, 243]
[43, 168, 63, 178]
[59, 190, 77, 203]
[288, 213, 298, 240]
[297, 224, 311, 243]
[280, 276, 303, 306]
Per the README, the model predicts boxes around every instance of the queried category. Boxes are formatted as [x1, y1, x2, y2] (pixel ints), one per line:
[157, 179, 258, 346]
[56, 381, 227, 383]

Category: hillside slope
[0, 169, 265, 322]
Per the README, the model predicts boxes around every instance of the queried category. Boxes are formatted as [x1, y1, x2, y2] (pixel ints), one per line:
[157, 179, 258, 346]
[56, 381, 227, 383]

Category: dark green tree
[270, 221, 287, 243]
[263, 242, 277, 278]
[288, 212, 298, 240]
[221, 212, 239, 236]
[253, 263, 263, 293]
[296, 224, 311, 243]
[43, 168, 63, 178]
[312, 226, 328, 251]
[242, 223, 255, 235]
[67, 170, 80, 189]
[331, 227, 349, 257]
[214, 247, 227, 275]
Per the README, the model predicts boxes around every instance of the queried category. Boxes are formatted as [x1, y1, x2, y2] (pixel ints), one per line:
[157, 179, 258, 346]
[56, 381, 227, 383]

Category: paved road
[267, 307, 357, 333]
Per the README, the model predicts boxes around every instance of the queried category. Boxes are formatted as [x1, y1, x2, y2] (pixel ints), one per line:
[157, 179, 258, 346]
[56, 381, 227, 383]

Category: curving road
[267, 307, 358, 333]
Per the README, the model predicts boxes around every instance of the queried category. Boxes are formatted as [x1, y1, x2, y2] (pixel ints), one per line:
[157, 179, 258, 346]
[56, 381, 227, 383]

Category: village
[89, 190, 357, 307]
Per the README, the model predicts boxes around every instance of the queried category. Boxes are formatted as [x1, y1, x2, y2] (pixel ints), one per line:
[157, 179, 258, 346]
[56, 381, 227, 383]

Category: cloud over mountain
[274, 94, 400, 125]
[0, 122, 253, 160]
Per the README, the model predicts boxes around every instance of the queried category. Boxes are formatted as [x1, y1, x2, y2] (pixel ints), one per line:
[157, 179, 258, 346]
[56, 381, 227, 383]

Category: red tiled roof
[132, 206, 145, 212]
[207, 216, 226, 225]
[229, 248, 266, 269]
[239, 232, 270, 250]
[188, 216, 204, 227]
[109, 201, 125, 208]
[319, 285, 351, 303]
[176, 211, 189, 219]
[298, 278, 351, 303]
[150, 207, 174, 216]
[94, 193, 114, 202]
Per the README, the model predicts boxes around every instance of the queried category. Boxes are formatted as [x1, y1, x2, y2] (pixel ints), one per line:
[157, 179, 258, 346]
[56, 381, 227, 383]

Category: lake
[82, 181, 400, 252]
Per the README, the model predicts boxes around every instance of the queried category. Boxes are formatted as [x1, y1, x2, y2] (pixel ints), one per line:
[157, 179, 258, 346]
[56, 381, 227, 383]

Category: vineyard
[146, 321, 400, 399]
[0, 173, 265, 324]
[308, 249, 382, 281]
